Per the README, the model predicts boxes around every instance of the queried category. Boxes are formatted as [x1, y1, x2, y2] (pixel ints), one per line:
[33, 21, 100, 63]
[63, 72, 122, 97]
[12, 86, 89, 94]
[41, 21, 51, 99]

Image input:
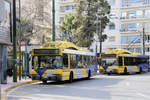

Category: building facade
[16, 0, 52, 44]
[0, 0, 11, 84]
[55, 0, 75, 39]
[120, 0, 150, 55]
[56, 0, 150, 55]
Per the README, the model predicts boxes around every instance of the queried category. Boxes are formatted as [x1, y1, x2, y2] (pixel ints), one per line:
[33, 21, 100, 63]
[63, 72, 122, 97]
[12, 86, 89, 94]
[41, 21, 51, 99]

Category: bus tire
[107, 73, 111, 75]
[139, 67, 143, 73]
[87, 70, 91, 79]
[124, 67, 128, 75]
[42, 80, 47, 84]
[69, 72, 73, 83]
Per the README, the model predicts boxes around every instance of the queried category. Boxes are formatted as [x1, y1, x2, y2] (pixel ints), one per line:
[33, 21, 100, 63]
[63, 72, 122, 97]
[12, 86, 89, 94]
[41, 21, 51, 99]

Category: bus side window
[70, 55, 77, 69]
[83, 56, 86, 66]
[63, 54, 68, 68]
[118, 57, 123, 66]
[32, 56, 34, 69]
[77, 55, 83, 68]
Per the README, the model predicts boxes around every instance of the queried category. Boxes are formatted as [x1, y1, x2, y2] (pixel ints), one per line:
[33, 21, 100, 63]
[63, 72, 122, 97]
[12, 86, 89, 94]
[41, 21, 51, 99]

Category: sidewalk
[1, 76, 34, 100]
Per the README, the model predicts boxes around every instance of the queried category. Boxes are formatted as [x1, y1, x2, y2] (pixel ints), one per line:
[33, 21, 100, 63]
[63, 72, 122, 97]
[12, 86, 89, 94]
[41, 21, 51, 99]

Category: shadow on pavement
[7, 76, 124, 100]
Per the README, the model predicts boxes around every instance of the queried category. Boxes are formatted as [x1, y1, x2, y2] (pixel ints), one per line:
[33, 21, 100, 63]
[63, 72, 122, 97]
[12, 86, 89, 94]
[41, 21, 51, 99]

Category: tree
[59, 0, 110, 47]
[59, 13, 83, 43]
[76, 0, 110, 47]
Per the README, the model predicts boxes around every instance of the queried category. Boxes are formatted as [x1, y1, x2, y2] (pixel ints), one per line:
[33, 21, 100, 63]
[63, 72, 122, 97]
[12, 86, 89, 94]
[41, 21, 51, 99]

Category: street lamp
[142, 28, 145, 55]
[99, 20, 102, 57]
[52, 0, 55, 41]
[13, 0, 17, 82]
[18, 0, 22, 80]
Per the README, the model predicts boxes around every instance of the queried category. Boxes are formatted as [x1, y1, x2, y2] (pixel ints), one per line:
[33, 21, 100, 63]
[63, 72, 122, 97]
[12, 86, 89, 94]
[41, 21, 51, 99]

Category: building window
[128, 23, 136, 31]
[122, 0, 126, 7]
[128, 48, 134, 52]
[128, 36, 136, 43]
[128, 11, 136, 19]
[128, 23, 142, 31]
[144, 9, 150, 18]
[128, 10, 143, 19]
[121, 12, 127, 19]
[121, 24, 126, 31]
[128, 35, 140, 43]
[66, 5, 72, 11]
[59, 6, 65, 12]
[59, 17, 64, 24]
[136, 10, 143, 18]
[121, 36, 127, 44]
[109, 23, 115, 30]
[146, 48, 150, 52]
[145, 35, 150, 43]
[135, 48, 141, 53]
[109, 0, 116, 5]
[109, 36, 115, 42]
[128, 0, 142, 6]
[144, 22, 150, 32]
[144, 0, 150, 4]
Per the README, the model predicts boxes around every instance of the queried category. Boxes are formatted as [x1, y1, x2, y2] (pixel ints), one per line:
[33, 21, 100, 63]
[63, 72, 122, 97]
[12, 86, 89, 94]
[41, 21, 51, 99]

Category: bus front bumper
[107, 69, 119, 74]
[32, 74, 62, 81]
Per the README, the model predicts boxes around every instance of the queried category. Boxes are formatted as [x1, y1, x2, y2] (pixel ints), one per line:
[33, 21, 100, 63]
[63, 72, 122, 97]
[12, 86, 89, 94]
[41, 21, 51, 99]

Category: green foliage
[59, 13, 83, 43]
[59, 0, 110, 47]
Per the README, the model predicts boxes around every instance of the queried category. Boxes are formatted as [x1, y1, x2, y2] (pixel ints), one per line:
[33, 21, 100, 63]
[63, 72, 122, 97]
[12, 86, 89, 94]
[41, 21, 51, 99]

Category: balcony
[120, 29, 143, 34]
[121, 3, 150, 9]
[57, 0, 74, 4]
[120, 16, 150, 22]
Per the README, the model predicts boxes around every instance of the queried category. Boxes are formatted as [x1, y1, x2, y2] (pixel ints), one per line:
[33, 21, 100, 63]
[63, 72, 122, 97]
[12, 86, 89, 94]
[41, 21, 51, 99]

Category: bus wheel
[107, 73, 111, 75]
[87, 70, 91, 79]
[42, 80, 47, 84]
[69, 72, 73, 83]
[139, 67, 143, 73]
[124, 67, 128, 75]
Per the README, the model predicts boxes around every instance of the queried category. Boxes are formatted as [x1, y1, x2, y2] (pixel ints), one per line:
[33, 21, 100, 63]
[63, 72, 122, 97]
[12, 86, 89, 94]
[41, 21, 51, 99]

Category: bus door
[62, 54, 70, 80]
[118, 56, 124, 73]
[76, 55, 86, 78]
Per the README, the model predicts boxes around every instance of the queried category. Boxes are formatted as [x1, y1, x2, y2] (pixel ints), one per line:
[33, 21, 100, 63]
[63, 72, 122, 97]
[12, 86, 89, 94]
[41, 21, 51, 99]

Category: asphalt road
[7, 72, 150, 100]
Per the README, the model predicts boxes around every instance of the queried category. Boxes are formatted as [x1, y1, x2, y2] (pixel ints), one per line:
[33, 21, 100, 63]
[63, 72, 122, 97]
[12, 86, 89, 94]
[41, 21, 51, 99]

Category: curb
[1, 80, 40, 100]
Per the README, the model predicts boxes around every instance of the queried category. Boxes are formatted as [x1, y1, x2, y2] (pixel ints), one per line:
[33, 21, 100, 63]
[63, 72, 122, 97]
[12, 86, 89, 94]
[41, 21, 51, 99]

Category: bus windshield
[33, 56, 63, 69]
[101, 58, 118, 66]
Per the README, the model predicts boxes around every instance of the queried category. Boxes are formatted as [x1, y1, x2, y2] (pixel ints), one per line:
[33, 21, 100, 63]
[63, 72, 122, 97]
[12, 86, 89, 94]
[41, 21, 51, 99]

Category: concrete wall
[0, 46, 7, 84]
[0, 0, 11, 45]
[0, 0, 10, 84]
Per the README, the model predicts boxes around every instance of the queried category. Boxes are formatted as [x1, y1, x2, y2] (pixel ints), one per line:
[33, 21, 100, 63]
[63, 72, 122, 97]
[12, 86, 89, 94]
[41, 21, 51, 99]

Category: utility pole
[52, 0, 55, 41]
[142, 28, 145, 55]
[19, 0, 22, 80]
[99, 20, 102, 56]
[13, 0, 17, 82]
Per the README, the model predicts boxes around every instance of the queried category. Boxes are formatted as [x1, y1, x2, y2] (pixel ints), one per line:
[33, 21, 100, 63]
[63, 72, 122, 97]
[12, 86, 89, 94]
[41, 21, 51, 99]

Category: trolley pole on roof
[52, 0, 55, 41]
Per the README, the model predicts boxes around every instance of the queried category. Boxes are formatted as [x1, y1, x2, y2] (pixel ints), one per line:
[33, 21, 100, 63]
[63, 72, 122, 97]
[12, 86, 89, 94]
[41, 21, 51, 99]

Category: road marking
[126, 82, 130, 86]
[137, 93, 150, 99]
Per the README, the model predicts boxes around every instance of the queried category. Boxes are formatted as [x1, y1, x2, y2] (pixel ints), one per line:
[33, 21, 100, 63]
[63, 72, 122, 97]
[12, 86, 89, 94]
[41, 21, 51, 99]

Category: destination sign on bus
[34, 49, 59, 55]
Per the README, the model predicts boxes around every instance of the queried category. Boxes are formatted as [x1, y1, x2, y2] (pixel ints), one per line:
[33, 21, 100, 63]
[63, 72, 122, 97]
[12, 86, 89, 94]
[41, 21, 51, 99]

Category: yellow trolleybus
[31, 41, 97, 83]
[98, 49, 149, 75]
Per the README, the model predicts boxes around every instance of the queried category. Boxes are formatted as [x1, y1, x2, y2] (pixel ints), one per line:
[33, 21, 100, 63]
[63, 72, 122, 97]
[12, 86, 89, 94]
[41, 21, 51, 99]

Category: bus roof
[105, 49, 133, 55]
[103, 49, 148, 58]
[41, 41, 89, 52]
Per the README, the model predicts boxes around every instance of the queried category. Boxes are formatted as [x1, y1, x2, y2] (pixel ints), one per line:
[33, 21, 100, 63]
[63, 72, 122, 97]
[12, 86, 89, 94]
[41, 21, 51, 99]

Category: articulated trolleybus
[99, 49, 149, 75]
[31, 41, 97, 83]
